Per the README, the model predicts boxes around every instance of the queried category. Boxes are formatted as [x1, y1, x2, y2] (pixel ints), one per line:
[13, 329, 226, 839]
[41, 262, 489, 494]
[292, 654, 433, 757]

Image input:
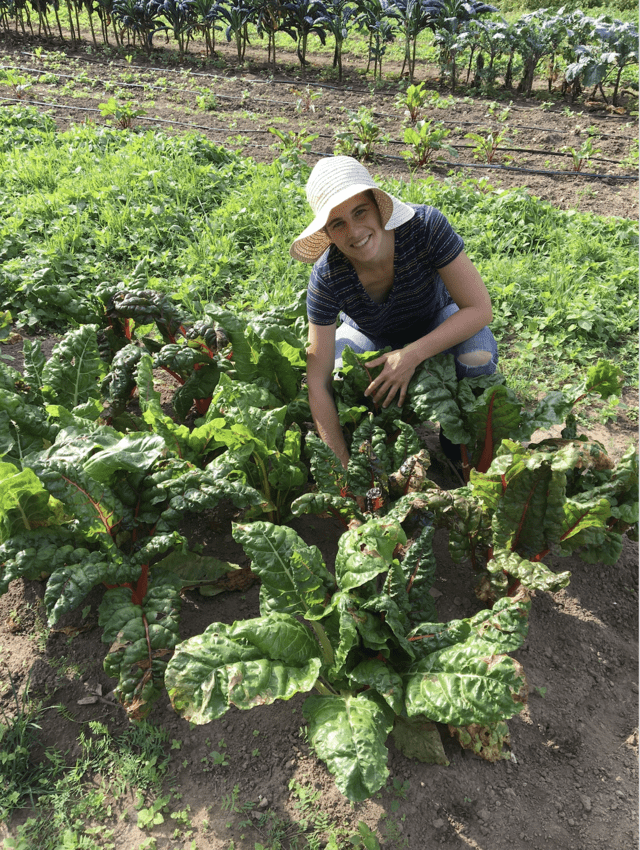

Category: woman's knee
[457, 350, 493, 368]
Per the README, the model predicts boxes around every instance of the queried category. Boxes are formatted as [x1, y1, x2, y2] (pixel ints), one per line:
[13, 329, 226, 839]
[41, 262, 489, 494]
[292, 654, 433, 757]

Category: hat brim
[290, 187, 415, 263]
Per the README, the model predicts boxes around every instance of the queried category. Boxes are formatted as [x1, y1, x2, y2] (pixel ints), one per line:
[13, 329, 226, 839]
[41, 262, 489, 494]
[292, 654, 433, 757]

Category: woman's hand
[363, 347, 420, 408]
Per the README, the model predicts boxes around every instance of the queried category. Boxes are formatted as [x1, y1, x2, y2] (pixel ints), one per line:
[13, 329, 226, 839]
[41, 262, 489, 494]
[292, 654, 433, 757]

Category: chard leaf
[0, 388, 60, 462]
[467, 385, 526, 467]
[393, 523, 438, 626]
[45, 551, 134, 626]
[407, 591, 531, 658]
[99, 572, 183, 719]
[205, 309, 255, 383]
[404, 645, 527, 726]
[166, 613, 322, 724]
[488, 550, 571, 592]
[82, 433, 167, 482]
[291, 492, 364, 525]
[319, 592, 360, 683]
[232, 521, 334, 618]
[335, 518, 406, 592]
[391, 716, 449, 765]
[305, 432, 347, 497]
[302, 692, 394, 802]
[407, 354, 472, 445]
[22, 339, 46, 405]
[349, 659, 404, 715]
[0, 527, 88, 593]
[391, 421, 421, 469]
[41, 325, 106, 409]
[31, 459, 124, 539]
[0, 462, 55, 542]
[255, 342, 299, 403]
[152, 549, 241, 590]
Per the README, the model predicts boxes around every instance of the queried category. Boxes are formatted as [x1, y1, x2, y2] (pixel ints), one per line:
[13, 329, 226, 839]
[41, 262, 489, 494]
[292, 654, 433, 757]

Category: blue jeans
[334, 301, 498, 380]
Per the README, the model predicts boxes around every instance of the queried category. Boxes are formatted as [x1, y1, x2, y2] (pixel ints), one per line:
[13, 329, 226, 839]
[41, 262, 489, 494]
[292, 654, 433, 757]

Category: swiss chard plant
[0, 333, 270, 718]
[165, 517, 531, 801]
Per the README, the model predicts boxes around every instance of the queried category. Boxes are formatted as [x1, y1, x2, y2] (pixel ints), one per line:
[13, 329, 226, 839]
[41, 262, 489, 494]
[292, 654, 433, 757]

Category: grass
[1, 710, 171, 850]
[0, 105, 636, 401]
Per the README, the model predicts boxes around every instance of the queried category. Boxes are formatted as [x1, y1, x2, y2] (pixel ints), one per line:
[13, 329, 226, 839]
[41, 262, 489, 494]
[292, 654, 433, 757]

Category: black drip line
[16, 47, 636, 126]
[2, 96, 636, 183]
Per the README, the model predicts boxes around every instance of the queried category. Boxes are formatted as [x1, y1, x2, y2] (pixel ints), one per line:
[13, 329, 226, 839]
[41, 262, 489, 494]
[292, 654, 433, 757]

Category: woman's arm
[306, 322, 350, 469]
[364, 251, 493, 408]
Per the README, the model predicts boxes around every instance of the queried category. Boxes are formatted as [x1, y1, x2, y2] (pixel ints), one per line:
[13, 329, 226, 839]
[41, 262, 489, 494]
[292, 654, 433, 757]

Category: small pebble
[580, 796, 592, 812]
[433, 818, 445, 829]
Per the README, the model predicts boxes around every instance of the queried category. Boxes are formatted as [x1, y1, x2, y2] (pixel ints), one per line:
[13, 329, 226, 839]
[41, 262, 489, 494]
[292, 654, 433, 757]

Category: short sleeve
[306, 261, 340, 326]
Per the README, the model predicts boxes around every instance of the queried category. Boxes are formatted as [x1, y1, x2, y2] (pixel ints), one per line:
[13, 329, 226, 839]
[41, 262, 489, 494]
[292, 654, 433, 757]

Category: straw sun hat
[289, 156, 415, 263]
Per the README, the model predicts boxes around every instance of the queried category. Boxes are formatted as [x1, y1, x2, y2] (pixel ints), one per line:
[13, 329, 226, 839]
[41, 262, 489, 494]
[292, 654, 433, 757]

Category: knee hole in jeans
[456, 350, 493, 368]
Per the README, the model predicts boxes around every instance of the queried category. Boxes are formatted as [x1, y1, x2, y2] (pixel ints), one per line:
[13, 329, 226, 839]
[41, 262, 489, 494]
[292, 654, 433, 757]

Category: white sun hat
[289, 156, 415, 263]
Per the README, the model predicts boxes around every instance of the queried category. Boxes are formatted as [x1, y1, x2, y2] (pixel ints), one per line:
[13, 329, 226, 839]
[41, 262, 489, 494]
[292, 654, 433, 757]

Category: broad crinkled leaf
[290, 491, 364, 525]
[99, 572, 183, 719]
[82, 433, 167, 482]
[0, 462, 55, 542]
[302, 692, 394, 802]
[407, 591, 531, 659]
[349, 658, 404, 715]
[166, 613, 322, 724]
[487, 550, 571, 592]
[335, 518, 406, 592]
[30, 458, 124, 538]
[407, 354, 472, 445]
[404, 645, 527, 726]
[41, 325, 106, 409]
[232, 521, 334, 618]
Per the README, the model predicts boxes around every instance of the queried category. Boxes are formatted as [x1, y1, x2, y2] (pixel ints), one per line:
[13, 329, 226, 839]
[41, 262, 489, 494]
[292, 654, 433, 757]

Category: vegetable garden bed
[0, 14, 638, 850]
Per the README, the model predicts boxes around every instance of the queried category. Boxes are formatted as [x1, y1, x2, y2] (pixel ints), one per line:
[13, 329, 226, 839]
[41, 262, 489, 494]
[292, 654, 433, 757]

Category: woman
[290, 156, 497, 469]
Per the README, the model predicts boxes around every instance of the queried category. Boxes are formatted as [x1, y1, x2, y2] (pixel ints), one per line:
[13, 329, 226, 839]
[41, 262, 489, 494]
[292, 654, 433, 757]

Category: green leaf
[0, 461, 55, 542]
[407, 354, 472, 445]
[166, 613, 322, 724]
[404, 646, 527, 726]
[99, 572, 183, 718]
[349, 659, 404, 715]
[391, 716, 449, 765]
[335, 518, 406, 592]
[41, 325, 106, 409]
[232, 521, 334, 619]
[302, 692, 394, 801]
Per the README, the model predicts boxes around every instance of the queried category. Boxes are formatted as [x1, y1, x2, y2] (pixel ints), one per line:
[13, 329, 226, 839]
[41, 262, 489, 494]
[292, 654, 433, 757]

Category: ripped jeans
[334, 301, 498, 380]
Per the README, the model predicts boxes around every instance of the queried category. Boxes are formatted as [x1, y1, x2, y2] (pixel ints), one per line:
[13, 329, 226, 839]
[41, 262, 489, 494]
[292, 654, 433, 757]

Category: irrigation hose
[16, 47, 637, 126]
[1, 66, 635, 166]
[1, 96, 636, 183]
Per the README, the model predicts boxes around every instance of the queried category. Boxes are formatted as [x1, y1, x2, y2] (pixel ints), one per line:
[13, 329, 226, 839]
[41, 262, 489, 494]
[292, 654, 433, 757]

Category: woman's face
[325, 191, 387, 264]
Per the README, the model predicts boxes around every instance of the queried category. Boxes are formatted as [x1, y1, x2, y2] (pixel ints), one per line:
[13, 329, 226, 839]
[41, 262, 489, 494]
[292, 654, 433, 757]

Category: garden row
[1, 0, 637, 102]
[0, 107, 637, 802]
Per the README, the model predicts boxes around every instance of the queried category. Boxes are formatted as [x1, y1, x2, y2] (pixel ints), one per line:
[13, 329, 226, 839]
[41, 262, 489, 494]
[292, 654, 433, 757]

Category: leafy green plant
[397, 81, 429, 124]
[166, 515, 532, 801]
[561, 138, 602, 172]
[334, 107, 386, 161]
[402, 119, 457, 168]
[98, 97, 147, 129]
[268, 127, 319, 155]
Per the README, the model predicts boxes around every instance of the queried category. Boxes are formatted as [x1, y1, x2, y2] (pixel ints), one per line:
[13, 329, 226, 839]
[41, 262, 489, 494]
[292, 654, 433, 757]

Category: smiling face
[324, 191, 390, 266]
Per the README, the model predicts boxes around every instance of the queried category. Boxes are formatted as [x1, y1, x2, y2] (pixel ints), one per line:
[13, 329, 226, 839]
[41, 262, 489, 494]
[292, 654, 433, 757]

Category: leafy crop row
[0, 0, 637, 101]
[0, 108, 637, 800]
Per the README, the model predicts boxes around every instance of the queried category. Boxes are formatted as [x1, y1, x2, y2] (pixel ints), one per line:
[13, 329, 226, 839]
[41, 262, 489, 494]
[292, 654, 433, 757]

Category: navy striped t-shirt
[306, 204, 464, 350]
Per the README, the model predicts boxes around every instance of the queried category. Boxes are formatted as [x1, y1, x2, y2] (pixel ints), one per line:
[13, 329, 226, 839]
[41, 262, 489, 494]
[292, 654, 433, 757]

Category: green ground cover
[0, 106, 637, 396]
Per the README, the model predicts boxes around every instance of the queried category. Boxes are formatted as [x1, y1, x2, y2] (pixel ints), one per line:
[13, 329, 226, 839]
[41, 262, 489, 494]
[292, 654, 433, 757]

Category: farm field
[0, 11, 638, 850]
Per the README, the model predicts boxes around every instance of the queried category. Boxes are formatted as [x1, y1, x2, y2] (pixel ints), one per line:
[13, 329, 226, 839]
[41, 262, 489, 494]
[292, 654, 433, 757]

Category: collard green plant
[166, 517, 531, 800]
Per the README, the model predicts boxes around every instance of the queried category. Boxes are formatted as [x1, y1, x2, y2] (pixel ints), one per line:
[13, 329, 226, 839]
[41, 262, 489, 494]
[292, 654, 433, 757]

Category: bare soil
[0, 29, 638, 850]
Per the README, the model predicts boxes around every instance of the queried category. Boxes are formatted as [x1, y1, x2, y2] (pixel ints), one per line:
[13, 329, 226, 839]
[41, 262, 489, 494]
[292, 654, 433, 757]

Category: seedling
[397, 81, 429, 125]
[402, 119, 457, 168]
[561, 138, 602, 172]
[98, 97, 147, 130]
[293, 85, 322, 113]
